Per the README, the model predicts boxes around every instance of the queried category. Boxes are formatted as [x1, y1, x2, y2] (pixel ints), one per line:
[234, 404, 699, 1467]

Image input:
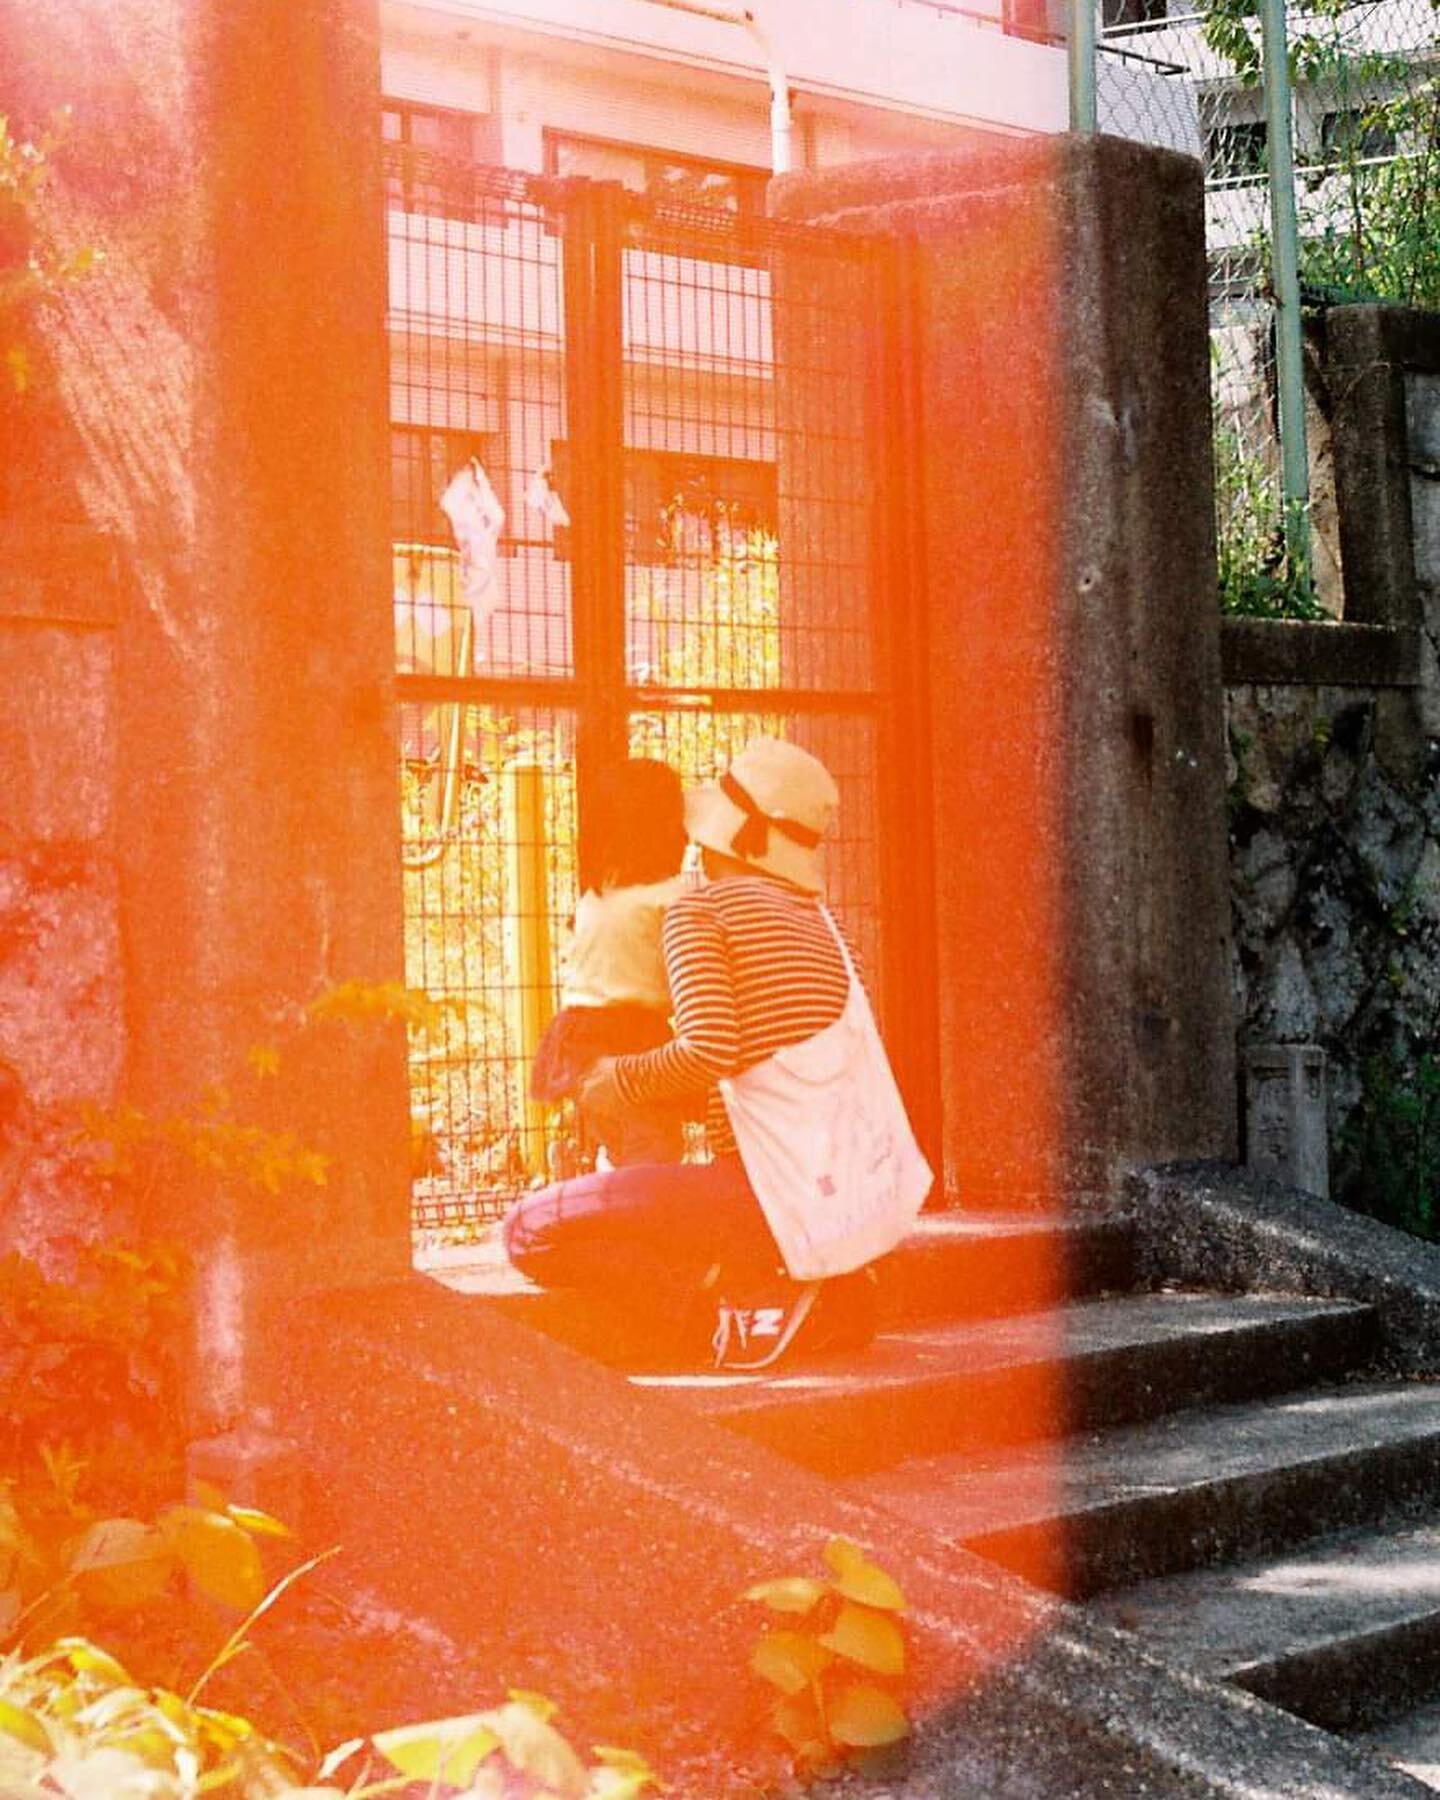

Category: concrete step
[847, 1376, 1440, 1597]
[1091, 1516, 1440, 1732]
[1358, 1702, 1440, 1791]
[648, 1291, 1376, 1478]
[424, 1209, 1137, 1364]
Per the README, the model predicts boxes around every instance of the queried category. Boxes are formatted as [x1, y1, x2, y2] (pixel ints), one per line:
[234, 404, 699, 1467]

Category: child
[530, 758, 690, 1166]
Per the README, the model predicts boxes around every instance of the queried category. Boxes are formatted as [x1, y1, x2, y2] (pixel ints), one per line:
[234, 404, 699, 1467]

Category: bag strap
[818, 905, 860, 986]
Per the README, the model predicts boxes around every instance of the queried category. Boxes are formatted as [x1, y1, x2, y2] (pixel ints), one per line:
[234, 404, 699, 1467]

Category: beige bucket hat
[685, 737, 840, 893]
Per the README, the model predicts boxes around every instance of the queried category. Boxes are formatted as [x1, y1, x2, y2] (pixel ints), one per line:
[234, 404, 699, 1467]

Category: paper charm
[525, 462, 571, 531]
[440, 457, 506, 624]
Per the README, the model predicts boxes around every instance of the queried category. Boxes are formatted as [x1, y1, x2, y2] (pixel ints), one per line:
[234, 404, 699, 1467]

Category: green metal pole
[1070, 0, 1097, 133]
[1258, 0, 1311, 580]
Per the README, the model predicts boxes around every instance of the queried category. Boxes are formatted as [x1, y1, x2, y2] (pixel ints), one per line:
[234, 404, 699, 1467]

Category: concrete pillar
[774, 136, 1237, 1206]
[0, 0, 411, 1429]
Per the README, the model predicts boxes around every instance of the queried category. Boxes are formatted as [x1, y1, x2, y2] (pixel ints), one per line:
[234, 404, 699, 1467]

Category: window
[391, 424, 500, 545]
[626, 450, 777, 561]
[543, 131, 769, 217]
[1205, 119, 1268, 181]
[1101, 0, 1168, 31]
[1320, 107, 1396, 163]
[545, 444, 778, 562]
[383, 100, 498, 219]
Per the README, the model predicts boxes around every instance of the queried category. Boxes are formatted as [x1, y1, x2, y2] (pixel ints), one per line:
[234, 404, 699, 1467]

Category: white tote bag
[718, 910, 933, 1280]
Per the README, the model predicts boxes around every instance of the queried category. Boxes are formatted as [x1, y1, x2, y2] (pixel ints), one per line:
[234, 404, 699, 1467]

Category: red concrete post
[774, 136, 1238, 1208]
[0, 0, 411, 1431]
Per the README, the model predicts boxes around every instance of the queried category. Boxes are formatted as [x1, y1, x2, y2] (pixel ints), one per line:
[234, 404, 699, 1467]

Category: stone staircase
[432, 1207, 1440, 1793]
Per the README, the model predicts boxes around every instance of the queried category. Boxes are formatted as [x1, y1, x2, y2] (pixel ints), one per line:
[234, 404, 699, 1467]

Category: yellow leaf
[0, 1698, 52, 1755]
[771, 1690, 827, 1761]
[67, 1518, 174, 1610]
[372, 1715, 500, 1785]
[822, 1538, 906, 1613]
[591, 1772, 658, 1799]
[508, 1688, 558, 1722]
[54, 1639, 130, 1684]
[591, 1747, 657, 1778]
[483, 1702, 589, 1796]
[225, 1504, 292, 1541]
[750, 1630, 834, 1696]
[826, 1682, 909, 1749]
[156, 1507, 264, 1611]
[817, 1601, 906, 1676]
[742, 1576, 827, 1616]
[111, 1724, 178, 1770]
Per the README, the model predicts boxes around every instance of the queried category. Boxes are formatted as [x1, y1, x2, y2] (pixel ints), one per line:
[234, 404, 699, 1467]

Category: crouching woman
[503, 737, 931, 1369]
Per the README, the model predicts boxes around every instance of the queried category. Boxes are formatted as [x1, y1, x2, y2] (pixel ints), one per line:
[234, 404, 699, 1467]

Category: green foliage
[1296, 75, 1440, 309]
[1201, 0, 1440, 308]
[0, 111, 102, 394]
[1213, 423, 1325, 619]
[74, 979, 449, 1202]
[402, 707, 580, 1198]
[745, 1536, 910, 1779]
[0, 1647, 661, 1800]
[0, 1244, 184, 1486]
[1341, 1049, 1440, 1240]
[77, 1101, 331, 1197]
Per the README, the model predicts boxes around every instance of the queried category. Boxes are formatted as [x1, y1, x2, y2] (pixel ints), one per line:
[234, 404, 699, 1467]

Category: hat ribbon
[720, 771, 821, 861]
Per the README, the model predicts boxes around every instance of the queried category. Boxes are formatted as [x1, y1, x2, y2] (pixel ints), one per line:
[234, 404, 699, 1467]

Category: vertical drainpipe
[1259, 0, 1311, 580]
[637, 0, 793, 175]
[743, 5, 793, 173]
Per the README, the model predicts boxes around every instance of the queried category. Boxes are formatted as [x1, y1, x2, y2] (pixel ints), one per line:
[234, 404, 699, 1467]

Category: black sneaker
[710, 1282, 821, 1371]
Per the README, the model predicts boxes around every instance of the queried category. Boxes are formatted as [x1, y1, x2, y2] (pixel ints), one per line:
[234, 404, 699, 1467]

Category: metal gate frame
[390, 154, 941, 1224]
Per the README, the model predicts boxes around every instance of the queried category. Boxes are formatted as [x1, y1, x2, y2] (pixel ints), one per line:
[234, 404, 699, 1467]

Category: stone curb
[1120, 1162, 1440, 1372]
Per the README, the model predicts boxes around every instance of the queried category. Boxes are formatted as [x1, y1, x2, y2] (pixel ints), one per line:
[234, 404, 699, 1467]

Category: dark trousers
[502, 1154, 785, 1307]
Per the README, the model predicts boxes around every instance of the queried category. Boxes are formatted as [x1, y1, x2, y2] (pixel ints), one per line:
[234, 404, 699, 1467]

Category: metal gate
[387, 151, 939, 1232]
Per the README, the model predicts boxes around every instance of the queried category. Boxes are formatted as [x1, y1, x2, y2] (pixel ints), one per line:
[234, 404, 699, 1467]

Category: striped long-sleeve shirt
[611, 874, 855, 1157]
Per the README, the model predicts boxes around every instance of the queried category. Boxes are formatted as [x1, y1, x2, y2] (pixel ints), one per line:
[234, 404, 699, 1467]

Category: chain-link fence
[1093, 0, 1440, 617]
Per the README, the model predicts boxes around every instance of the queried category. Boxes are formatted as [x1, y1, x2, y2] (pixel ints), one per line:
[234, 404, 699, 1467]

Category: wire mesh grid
[402, 702, 579, 1228]
[389, 156, 574, 681]
[1098, 0, 1439, 615]
[388, 150, 925, 1235]
[621, 210, 884, 696]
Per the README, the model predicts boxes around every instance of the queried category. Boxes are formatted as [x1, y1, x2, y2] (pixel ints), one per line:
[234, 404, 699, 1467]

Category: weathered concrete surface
[1221, 620, 1423, 688]
[1327, 306, 1429, 634]
[851, 1375, 1440, 1596]
[1124, 1163, 1440, 1371]
[1360, 1701, 1440, 1791]
[680, 1291, 1374, 1475]
[772, 134, 1236, 1209]
[0, 0, 411, 1421]
[264, 1277, 1430, 1798]
[1092, 1517, 1440, 1732]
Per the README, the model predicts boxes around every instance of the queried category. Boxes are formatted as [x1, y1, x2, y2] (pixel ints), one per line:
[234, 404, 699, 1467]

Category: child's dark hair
[578, 758, 688, 893]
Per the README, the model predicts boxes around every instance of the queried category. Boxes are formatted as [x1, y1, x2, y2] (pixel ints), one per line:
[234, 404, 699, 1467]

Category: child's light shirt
[560, 876, 686, 1011]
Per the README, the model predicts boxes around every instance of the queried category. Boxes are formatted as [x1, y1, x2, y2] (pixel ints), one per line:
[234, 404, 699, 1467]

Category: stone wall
[1225, 303, 1440, 1227]
[0, 527, 128, 1261]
